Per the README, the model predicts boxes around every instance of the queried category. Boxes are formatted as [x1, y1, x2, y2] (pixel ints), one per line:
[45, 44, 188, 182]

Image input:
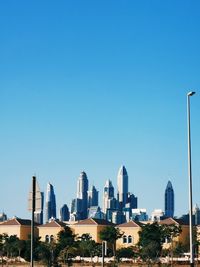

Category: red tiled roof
[74, 218, 115, 226]
[159, 217, 188, 226]
[0, 218, 32, 226]
[117, 221, 140, 228]
[38, 220, 67, 228]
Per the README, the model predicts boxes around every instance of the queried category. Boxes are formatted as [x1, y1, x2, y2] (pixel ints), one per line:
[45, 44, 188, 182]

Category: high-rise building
[77, 171, 88, 219]
[164, 180, 174, 218]
[88, 185, 99, 208]
[127, 193, 137, 209]
[45, 182, 56, 222]
[60, 204, 70, 221]
[103, 179, 118, 222]
[117, 165, 128, 209]
[103, 179, 115, 213]
[28, 179, 44, 224]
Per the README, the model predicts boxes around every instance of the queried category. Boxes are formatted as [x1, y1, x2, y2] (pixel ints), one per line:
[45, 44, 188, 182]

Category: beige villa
[0, 217, 38, 240]
[116, 220, 141, 249]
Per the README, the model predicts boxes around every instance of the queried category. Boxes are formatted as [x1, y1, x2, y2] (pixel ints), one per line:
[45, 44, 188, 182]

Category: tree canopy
[99, 226, 123, 256]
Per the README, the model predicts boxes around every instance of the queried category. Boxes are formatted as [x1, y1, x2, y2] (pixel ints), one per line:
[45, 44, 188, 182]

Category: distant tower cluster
[45, 182, 56, 222]
[28, 165, 139, 225]
[164, 180, 174, 218]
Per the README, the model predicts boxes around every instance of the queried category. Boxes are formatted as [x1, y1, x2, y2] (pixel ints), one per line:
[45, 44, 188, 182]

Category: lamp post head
[187, 91, 196, 97]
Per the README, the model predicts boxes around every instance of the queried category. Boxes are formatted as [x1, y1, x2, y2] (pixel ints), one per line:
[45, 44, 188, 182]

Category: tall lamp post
[187, 91, 196, 267]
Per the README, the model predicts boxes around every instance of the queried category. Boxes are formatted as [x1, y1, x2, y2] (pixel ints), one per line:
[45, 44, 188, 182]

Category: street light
[187, 91, 196, 267]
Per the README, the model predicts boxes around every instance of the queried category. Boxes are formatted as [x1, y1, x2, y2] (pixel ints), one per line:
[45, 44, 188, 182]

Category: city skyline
[24, 167, 194, 223]
[0, 1, 200, 220]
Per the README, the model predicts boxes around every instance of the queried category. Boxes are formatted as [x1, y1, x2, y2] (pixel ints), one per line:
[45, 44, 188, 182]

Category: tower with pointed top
[164, 180, 174, 218]
[117, 165, 128, 209]
[45, 182, 56, 222]
[77, 171, 89, 219]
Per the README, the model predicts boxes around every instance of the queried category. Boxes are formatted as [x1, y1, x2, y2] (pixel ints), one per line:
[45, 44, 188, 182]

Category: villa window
[123, 235, 127, 243]
[45, 235, 49, 243]
[128, 235, 132, 243]
[50, 235, 54, 242]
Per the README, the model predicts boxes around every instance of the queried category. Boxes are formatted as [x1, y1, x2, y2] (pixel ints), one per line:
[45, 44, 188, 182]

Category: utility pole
[102, 241, 107, 267]
[31, 176, 36, 267]
[187, 91, 196, 267]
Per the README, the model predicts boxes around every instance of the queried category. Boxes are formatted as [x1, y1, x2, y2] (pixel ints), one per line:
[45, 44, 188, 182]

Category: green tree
[0, 234, 5, 255]
[3, 235, 19, 258]
[116, 247, 136, 262]
[162, 224, 182, 243]
[36, 242, 51, 265]
[138, 222, 163, 262]
[56, 226, 76, 265]
[99, 226, 123, 256]
[161, 223, 182, 262]
[57, 226, 75, 250]
[23, 235, 41, 262]
[77, 233, 97, 259]
[173, 242, 187, 257]
[58, 246, 77, 266]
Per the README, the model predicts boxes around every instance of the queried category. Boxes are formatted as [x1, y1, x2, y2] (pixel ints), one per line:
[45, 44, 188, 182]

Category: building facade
[116, 221, 141, 249]
[0, 218, 38, 240]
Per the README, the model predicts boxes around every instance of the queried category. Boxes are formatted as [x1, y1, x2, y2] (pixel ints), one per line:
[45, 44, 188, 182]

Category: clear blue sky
[0, 1, 200, 219]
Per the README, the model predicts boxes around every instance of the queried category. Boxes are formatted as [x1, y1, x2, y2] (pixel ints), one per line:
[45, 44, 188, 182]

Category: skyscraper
[60, 204, 70, 221]
[28, 179, 44, 224]
[88, 185, 99, 208]
[102, 179, 115, 213]
[45, 182, 56, 222]
[103, 179, 118, 222]
[77, 171, 88, 219]
[164, 180, 174, 218]
[117, 165, 128, 209]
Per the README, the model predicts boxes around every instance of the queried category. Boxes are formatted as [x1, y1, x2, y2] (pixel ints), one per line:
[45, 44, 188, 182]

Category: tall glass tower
[60, 204, 70, 221]
[117, 165, 128, 209]
[88, 185, 98, 208]
[45, 182, 56, 222]
[77, 171, 88, 219]
[164, 180, 174, 218]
